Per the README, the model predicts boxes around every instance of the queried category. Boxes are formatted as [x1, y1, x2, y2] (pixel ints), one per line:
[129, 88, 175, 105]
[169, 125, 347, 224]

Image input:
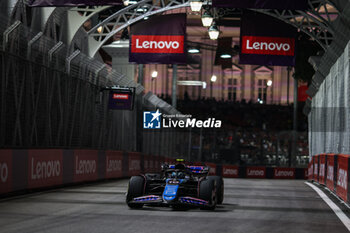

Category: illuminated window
[257, 79, 267, 102]
[228, 78, 238, 101]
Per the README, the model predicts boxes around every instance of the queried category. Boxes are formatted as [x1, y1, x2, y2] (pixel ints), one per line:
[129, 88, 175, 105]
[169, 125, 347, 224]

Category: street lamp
[201, 10, 213, 27]
[190, 0, 203, 12]
[151, 71, 158, 78]
[267, 80, 272, 87]
[211, 75, 217, 82]
[265, 80, 272, 104]
[220, 54, 231, 59]
[208, 22, 220, 40]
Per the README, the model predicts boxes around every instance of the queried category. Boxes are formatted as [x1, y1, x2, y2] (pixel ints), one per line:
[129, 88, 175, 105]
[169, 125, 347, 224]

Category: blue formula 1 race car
[126, 161, 224, 210]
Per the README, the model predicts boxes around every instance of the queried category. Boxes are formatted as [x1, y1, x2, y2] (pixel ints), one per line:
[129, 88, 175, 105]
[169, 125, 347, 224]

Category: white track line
[305, 182, 350, 232]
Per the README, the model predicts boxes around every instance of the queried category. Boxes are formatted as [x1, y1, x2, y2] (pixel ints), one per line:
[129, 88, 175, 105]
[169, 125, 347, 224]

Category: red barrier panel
[319, 154, 326, 185]
[74, 150, 98, 182]
[0, 150, 12, 194]
[28, 150, 63, 189]
[326, 154, 336, 192]
[143, 154, 150, 173]
[336, 154, 349, 202]
[222, 165, 239, 178]
[206, 163, 217, 175]
[313, 155, 319, 182]
[246, 167, 266, 178]
[273, 168, 295, 179]
[105, 151, 123, 179]
[128, 152, 141, 176]
[308, 157, 314, 180]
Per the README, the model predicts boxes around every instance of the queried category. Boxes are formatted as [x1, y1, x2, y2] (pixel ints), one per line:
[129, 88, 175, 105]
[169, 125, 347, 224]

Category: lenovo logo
[129, 160, 140, 171]
[247, 168, 265, 177]
[337, 168, 348, 189]
[106, 157, 122, 173]
[319, 163, 325, 177]
[223, 168, 238, 176]
[131, 35, 184, 54]
[75, 157, 96, 175]
[314, 164, 318, 175]
[274, 169, 294, 178]
[327, 165, 334, 181]
[31, 158, 61, 180]
[113, 94, 129, 100]
[241, 36, 295, 56]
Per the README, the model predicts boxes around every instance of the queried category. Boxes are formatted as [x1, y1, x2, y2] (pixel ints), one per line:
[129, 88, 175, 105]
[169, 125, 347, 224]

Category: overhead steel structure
[0, 0, 349, 153]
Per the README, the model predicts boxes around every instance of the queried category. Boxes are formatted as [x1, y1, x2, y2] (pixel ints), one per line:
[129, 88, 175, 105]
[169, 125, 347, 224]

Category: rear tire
[126, 176, 145, 209]
[208, 176, 224, 204]
[199, 179, 216, 210]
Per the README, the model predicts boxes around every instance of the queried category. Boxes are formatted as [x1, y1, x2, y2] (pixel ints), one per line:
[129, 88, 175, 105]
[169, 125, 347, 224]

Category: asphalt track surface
[0, 179, 349, 233]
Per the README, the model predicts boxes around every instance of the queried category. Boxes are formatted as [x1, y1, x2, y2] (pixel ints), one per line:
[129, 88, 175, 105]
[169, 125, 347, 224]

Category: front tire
[126, 176, 145, 209]
[208, 176, 224, 204]
[199, 179, 216, 210]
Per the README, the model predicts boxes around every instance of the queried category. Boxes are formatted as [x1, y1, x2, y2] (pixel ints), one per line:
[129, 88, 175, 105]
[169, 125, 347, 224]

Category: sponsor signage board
[0, 150, 12, 194]
[28, 150, 63, 189]
[28, 0, 122, 6]
[222, 165, 239, 178]
[240, 11, 296, 66]
[108, 88, 135, 110]
[212, 0, 308, 10]
[128, 152, 141, 176]
[308, 156, 314, 180]
[129, 14, 187, 64]
[246, 167, 266, 178]
[273, 168, 295, 179]
[314, 155, 319, 182]
[74, 150, 98, 182]
[105, 151, 123, 178]
[336, 155, 349, 202]
[319, 154, 326, 185]
[326, 154, 336, 192]
[206, 163, 217, 176]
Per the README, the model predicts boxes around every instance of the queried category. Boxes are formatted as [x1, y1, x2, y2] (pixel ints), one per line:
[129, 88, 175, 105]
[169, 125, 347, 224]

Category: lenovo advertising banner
[206, 163, 217, 176]
[128, 152, 141, 176]
[240, 11, 297, 66]
[336, 155, 349, 202]
[308, 157, 314, 180]
[129, 14, 187, 64]
[28, 0, 122, 6]
[326, 154, 336, 192]
[314, 155, 319, 182]
[319, 154, 326, 185]
[222, 165, 239, 178]
[28, 150, 63, 189]
[105, 151, 123, 179]
[246, 167, 266, 178]
[0, 150, 12, 194]
[108, 88, 135, 110]
[74, 150, 98, 182]
[273, 168, 295, 179]
[212, 0, 308, 10]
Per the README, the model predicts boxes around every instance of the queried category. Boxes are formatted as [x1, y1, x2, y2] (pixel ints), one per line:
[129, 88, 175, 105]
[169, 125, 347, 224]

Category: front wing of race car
[128, 195, 209, 207]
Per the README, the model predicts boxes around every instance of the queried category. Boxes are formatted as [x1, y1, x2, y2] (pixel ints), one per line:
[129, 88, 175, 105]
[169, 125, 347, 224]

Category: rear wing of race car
[167, 165, 209, 175]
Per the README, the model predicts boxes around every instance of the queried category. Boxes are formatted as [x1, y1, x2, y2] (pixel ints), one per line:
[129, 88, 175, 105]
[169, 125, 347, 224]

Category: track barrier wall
[308, 154, 350, 203]
[0, 149, 307, 196]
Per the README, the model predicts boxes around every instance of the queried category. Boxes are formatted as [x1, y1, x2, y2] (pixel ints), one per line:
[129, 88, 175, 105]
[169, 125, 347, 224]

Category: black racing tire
[126, 176, 145, 209]
[208, 176, 224, 204]
[199, 178, 216, 210]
